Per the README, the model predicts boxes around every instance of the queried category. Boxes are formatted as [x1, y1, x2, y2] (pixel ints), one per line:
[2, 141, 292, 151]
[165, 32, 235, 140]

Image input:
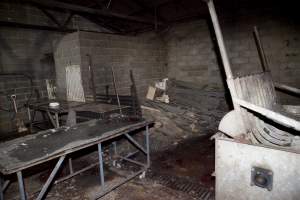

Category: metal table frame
[0, 124, 150, 200]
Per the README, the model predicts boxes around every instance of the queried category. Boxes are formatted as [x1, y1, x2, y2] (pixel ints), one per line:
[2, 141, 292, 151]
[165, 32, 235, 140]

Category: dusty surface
[151, 135, 215, 188]
[3, 135, 215, 200]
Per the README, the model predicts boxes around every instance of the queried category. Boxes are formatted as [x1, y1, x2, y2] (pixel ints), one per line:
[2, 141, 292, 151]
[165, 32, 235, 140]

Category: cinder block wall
[79, 32, 167, 99]
[164, 3, 300, 105]
[0, 2, 113, 133]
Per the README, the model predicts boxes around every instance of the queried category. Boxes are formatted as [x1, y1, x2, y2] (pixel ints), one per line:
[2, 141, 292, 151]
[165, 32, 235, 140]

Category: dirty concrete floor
[3, 135, 215, 200]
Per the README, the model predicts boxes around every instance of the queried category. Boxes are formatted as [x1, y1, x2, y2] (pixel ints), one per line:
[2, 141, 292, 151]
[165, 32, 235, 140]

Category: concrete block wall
[164, 5, 300, 105]
[78, 32, 167, 99]
[53, 33, 81, 99]
[0, 1, 109, 133]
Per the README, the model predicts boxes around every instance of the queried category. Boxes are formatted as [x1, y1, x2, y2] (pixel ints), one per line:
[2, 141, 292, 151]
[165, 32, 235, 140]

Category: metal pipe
[55, 163, 99, 184]
[253, 26, 270, 72]
[124, 133, 147, 155]
[110, 66, 123, 115]
[116, 156, 147, 167]
[1, 180, 10, 193]
[17, 171, 26, 200]
[86, 54, 97, 102]
[94, 169, 146, 199]
[36, 156, 65, 200]
[205, 0, 233, 79]
[233, 98, 300, 131]
[98, 143, 105, 189]
[274, 83, 300, 96]
[146, 125, 150, 167]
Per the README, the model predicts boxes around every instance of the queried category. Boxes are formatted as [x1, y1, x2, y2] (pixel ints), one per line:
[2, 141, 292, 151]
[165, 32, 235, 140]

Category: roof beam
[0, 20, 124, 34]
[22, 0, 161, 25]
[132, 0, 165, 23]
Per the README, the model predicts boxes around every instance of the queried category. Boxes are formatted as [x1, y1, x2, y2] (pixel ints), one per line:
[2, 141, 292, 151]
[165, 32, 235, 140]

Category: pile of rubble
[142, 79, 229, 150]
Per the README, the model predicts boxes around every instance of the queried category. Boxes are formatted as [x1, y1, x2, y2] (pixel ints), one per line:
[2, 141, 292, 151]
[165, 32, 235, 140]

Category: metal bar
[55, 163, 99, 184]
[55, 113, 60, 128]
[27, 107, 33, 132]
[95, 169, 146, 199]
[117, 156, 147, 167]
[274, 82, 300, 96]
[0, 176, 3, 200]
[119, 150, 139, 162]
[146, 125, 150, 167]
[36, 156, 66, 200]
[17, 171, 26, 200]
[253, 26, 269, 72]
[46, 111, 57, 128]
[87, 54, 97, 102]
[233, 98, 300, 131]
[110, 66, 123, 115]
[204, 0, 246, 132]
[1, 180, 10, 193]
[205, 0, 233, 79]
[68, 158, 74, 174]
[124, 133, 147, 155]
[98, 143, 105, 188]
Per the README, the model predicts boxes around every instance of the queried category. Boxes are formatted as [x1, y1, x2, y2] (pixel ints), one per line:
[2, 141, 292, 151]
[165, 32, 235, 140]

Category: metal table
[0, 118, 151, 200]
[27, 100, 130, 129]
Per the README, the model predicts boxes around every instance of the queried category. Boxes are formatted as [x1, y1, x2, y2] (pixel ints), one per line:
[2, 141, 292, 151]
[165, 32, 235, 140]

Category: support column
[98, 143, 105, 189]
[17, 171, 26, 200]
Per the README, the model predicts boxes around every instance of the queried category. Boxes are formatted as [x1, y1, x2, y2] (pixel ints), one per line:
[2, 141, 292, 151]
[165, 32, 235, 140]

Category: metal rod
[274, 82, 300, 95]
[95, 169, 146, 199]
[87, 54, 97, 102]
[146, 125, 150, 167]
[55, 163, 99, 184]
[68, 158, 74, 174]
[205, 0, 233, 79]
[17, 171, 26, 200]
[119, 150, 139, 162]
[46, 111, 57, 128]
[98, 143, 105, 189]
[124, 133, 147, 154]
[110, 66, 123, 115]
[55, 113, 60, 128]
[1, 180, 10, 193]
[117, 156, 147, 167]
[36, 156, 65, 200]
[253, 26, 269, 72]
[0, 177, 3, 200]
[205, 0, 245, 133]
[233, 98, 300, 131]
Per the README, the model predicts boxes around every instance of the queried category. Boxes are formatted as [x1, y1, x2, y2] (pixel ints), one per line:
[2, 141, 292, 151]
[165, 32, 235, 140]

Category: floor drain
[147, 171, 214, 200]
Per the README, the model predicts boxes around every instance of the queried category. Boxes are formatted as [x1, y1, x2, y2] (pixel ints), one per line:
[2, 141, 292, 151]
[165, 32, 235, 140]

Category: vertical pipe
[110, 66, 123, 115]
[0, 176, 4, 200]
[145, 125, 150, 167]
[27, 107, 32, 132]
[17, 171, 26, 200]
[55, 113, 59, 128]
[205, 0, 246, 133]
[37, 156, 65, 200]
[206, 0, 233, 79]
[98, 143, 105, 189]
[68, 158, 74, 174]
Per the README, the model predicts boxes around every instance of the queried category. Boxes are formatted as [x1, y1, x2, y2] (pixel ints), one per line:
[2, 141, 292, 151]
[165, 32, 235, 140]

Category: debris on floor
[143, 79, 228, 151]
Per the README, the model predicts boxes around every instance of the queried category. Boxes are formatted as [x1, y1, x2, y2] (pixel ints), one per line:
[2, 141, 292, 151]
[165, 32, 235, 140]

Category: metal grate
[147, 171, 215, 200]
